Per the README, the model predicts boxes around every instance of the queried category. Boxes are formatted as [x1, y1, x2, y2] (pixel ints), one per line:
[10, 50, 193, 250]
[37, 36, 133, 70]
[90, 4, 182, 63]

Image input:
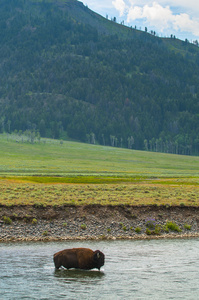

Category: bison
[53, 247, 105, 270]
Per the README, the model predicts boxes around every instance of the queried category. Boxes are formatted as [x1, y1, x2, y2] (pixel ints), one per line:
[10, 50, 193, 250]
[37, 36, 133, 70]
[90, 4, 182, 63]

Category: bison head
[93, 250, 105, 270]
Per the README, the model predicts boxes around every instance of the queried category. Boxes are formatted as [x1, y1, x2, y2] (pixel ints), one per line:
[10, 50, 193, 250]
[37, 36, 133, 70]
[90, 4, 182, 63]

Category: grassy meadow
[0, 133, 198, 206]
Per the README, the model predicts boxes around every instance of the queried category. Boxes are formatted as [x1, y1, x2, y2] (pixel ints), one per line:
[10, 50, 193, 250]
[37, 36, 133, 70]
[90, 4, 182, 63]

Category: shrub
[119, 222, 127, 231]
[107, 228, 111, 233]
[166, 221, 181, 232]
[81, 224, 87, 230]
[184, 224, 192, 230]
[162, 224, 169, 233]
[63, 222, 67, 227]
[146, 228, 152, 235]
[3, 216, 12, 225]
[131, 214, 137, 219]
[32, 218, 37, 224]
[145, 218, 156, 230]
[154, 224, 162, 235]
[42, 231, 48, 236]
[34, 202, 46, 208]
[99, 234, 106, 240]
[122, 225, 127, 231]
[25, 214, 31, 220]
[135, 227, 141, 233]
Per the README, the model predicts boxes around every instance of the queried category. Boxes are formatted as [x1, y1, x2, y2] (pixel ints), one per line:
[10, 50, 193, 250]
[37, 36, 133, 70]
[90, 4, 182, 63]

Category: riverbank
[0, 205, 199, 242]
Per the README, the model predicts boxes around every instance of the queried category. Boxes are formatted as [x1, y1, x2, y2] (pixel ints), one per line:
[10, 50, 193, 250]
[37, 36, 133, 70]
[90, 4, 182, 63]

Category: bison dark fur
[53, 247, 105, 270]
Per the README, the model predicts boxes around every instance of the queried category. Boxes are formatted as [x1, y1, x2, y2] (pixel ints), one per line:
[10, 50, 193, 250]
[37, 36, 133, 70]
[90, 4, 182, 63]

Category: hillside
[0, 0, 199, 155]
[1, 133, 199, 178]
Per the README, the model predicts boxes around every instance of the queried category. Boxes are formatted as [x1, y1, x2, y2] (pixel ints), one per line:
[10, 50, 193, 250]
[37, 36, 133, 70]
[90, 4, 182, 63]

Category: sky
[81, 0, 199, 42]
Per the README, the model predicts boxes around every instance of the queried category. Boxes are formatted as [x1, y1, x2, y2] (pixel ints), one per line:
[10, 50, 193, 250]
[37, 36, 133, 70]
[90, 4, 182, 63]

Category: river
[0, 238, 199, 299]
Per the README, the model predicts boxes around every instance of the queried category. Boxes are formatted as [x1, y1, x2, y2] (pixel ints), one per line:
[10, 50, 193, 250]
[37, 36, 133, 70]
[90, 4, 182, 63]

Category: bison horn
[97, 252, 100, 258]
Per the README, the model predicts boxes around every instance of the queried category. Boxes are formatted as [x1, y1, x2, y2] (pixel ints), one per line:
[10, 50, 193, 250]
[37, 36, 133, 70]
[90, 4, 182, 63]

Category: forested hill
[1, 0, 199, 155]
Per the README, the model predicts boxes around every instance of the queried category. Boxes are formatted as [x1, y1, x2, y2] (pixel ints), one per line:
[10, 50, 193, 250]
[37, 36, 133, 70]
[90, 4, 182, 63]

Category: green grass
[0, 134, 199, 207]
[0, 134, 199, 180]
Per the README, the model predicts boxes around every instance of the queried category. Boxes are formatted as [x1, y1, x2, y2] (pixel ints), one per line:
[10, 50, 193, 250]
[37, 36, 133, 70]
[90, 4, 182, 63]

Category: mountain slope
[0, 0, 199, 155]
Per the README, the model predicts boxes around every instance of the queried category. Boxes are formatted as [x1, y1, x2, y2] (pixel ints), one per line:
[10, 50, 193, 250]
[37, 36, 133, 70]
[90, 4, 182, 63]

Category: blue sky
[81, 0, 199, 42]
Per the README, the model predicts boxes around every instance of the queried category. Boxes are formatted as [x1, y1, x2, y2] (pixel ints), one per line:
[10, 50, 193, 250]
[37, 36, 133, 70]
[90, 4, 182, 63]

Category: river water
[0, 239, 199, 299]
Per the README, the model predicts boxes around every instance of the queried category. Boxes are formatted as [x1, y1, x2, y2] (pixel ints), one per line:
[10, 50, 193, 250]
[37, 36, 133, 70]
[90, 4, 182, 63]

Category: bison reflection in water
[53, 248, 105, 270]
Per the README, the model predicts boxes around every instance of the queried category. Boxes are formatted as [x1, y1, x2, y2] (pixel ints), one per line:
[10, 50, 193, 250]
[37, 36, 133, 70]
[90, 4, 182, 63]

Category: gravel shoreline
[0, 205, 199, 242]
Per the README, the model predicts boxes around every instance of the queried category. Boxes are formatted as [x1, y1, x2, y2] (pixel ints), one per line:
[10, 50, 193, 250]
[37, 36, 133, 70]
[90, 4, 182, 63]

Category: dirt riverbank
[0, 205, 199, 242]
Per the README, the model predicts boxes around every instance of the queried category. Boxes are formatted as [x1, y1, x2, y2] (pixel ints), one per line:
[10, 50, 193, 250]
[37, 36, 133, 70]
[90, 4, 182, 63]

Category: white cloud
[173, 13, 199, 36]
[112, 0, 126, 16]
[127, 2, 173, 30]
[131, 0, 199, 13]
[167, 0, 199, 13]
[112, 0, 199, 38]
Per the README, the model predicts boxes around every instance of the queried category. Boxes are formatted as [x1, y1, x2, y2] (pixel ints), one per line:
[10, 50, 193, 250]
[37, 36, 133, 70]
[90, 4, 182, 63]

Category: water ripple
[0, 239, 199, 299]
